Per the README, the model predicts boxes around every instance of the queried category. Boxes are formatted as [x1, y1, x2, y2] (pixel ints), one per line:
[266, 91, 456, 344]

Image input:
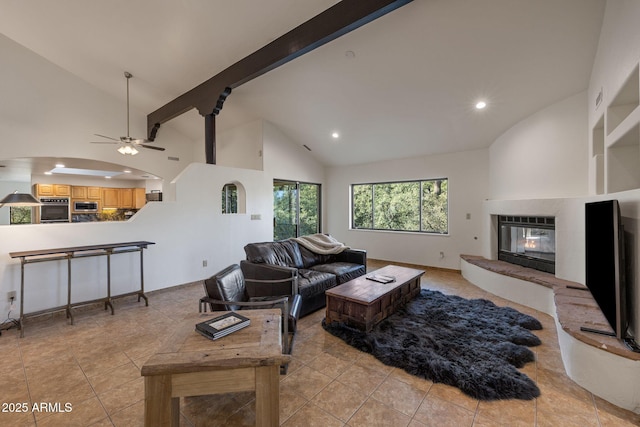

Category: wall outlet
[202, 260, 208, 267]
[7, 290, 16, 302]
[439, 251, 445, 259]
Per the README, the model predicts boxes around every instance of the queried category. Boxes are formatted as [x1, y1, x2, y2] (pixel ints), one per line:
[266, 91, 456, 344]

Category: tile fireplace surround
[461, 254, 640, 414]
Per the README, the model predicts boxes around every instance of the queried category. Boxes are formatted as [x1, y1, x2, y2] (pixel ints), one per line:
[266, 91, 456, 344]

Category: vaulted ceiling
[0, 0, 605, 167]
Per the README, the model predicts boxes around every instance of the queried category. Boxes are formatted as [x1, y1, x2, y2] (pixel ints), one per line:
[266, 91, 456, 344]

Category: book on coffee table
[196, 312, 251, 340]
[366, 274, 396, 284]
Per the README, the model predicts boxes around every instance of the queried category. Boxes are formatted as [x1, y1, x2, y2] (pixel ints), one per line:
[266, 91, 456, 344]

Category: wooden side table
[141, 309, 290, 427]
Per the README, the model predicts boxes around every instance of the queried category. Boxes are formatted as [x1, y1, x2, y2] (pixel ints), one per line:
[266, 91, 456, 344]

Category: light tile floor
[0, 261, 639, 426]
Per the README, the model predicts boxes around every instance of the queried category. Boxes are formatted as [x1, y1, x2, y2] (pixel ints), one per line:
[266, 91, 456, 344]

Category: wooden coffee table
[141, 309, 290, 427]
[325, 265, 425, 331]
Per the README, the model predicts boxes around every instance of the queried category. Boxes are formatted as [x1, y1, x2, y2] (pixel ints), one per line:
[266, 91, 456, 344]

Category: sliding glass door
[273, 180, 321, 240]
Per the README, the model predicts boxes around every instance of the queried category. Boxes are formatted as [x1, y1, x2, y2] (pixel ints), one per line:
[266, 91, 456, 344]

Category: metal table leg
[105, 250, 114, 315]
[138, 248, 148, 306]
[19, 257, 25, 338]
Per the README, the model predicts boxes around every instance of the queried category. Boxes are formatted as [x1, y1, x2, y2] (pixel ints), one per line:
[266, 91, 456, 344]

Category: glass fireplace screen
[498, 216, 555, 273]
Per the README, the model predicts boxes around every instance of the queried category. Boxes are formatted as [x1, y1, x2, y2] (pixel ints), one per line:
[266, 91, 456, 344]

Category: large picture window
[351, 178, 448, 234]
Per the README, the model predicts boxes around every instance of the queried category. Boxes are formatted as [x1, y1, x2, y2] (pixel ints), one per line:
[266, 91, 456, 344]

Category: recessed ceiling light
[105, 176, 112, 179]
[44, 171, 52, 175]
[123, 170, 131, 173]
[55, 163, 65, 168]
[332, 132, 340, 139]
[475, 101, 487, 110]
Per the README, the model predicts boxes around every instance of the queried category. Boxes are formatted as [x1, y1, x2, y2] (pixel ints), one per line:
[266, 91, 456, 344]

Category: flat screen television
[584, 199, 627, 340]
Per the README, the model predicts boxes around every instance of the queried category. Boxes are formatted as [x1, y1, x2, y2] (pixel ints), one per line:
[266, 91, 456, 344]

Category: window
[273, 180, 321, 240]
[10, 207, 32, 225]
[351, 178, 448, 234]
[222, 183, 238, 214]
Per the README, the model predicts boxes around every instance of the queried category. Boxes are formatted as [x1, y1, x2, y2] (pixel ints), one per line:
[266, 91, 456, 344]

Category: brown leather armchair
[199, 264, 302, 357]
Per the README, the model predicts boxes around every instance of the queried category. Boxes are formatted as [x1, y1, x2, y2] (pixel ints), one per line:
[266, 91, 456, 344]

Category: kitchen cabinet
[134, 188, 146, 209]
[53, 184, 71, 196]
[120, 188, 134, 209]
[36, 183, 146, 210]
[35, 183, 53, 196]
[87, 187, 101, 200]
[102, 188, 120, 209]
[71, 186, 87, 199]
[34, 183, 71, 197]
[71, 186, 101, 200]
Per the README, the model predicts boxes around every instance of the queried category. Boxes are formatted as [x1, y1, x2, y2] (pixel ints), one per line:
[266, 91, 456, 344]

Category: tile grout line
[17, 337, 38, 426]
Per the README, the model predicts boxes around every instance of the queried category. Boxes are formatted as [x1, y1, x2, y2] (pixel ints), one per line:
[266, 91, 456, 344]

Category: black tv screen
[584, 199, 627, 339]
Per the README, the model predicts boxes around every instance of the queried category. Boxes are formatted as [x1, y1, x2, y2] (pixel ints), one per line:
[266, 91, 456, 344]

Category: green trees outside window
[352, 179, 448, 234]
[273, 180, 321, 240]
[10, 207, 32, 225]
[222, 183, 238, 214]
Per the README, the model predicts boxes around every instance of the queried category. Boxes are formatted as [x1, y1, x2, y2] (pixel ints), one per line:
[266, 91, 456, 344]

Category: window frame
[350, 178, 449, 234]
[273, 179, 322, 240]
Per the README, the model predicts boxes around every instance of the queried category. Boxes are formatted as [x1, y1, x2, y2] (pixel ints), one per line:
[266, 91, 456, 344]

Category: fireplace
[498, 216, 555, 274]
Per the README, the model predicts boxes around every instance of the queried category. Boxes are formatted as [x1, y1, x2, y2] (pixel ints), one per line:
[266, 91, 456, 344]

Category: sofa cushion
[310, 262, 366, 285]
[297, 269, 337, 300]
[244, 240, 303, 268]
[299, 245, 331, 268]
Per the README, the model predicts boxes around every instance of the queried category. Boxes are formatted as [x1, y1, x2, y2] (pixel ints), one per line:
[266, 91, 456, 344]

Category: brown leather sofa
[240, 239, 366, 317]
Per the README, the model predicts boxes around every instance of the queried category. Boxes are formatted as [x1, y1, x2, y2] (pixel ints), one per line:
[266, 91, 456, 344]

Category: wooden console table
[9, 241, 154, 337]
[141, 309, 289, 427]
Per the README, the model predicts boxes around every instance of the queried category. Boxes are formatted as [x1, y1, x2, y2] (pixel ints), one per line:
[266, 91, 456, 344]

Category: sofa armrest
[240, 260, 299, 296]
[334, 248, 367, 266]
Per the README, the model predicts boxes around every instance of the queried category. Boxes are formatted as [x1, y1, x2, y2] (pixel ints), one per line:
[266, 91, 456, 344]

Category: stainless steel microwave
[73, 201, 98, 212]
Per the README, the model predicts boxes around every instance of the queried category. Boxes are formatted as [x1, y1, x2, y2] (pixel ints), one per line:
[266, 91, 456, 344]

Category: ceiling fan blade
[94, 133, 120, 142]
[140, 144, 166, 151]
[90, 141, 119, 144]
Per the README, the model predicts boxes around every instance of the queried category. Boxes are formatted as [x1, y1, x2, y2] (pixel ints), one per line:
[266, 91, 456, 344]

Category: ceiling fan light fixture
[118, 145, 139, 155]
[91, 71, 165, 154]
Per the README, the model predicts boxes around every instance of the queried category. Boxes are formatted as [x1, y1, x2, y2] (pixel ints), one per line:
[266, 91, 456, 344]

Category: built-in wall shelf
[592, 62, 640, 195]
[606, 64, 639, 135]
[607, 123, 640, 193]
[591, 116, 604, 195]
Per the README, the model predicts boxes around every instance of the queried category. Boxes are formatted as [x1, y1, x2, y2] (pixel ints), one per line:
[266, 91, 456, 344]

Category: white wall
[0, 33, 195, 195]
[217, 119, 264, 171]
[0, 35, 327, 320]
[326, 149, 489, 270]
[0, 163, 273, 314]
[483, 0, 640, 339]
[489, 91, 589, 200]
[262, 121, 326, 183]
[586, 0, 640, 340]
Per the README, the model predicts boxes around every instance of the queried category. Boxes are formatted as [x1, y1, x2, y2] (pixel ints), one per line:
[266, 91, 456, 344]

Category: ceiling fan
[91, 71, 165, 155]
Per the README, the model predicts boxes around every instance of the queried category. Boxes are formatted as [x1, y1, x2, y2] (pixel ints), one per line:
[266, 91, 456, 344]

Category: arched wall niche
[221, 180, 246, 214]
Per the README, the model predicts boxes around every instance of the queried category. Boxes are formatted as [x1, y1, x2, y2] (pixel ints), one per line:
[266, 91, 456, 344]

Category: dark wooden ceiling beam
[147, 0, 413, 137]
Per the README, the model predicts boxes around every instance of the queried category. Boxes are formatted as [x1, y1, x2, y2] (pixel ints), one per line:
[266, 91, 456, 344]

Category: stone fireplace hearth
[498, 215, 556, 274]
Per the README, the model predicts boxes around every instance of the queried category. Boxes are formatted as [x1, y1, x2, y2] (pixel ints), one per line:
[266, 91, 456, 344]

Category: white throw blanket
[293, 234, 349, 255]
